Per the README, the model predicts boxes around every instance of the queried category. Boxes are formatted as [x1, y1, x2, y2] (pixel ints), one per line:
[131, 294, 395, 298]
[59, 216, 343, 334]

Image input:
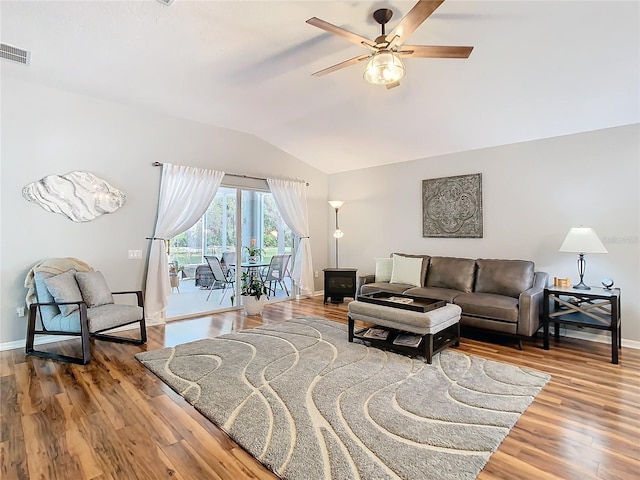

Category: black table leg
[348, 316, 354, 342]
[543, 292, 550, 350]
[611, 294, 619, 364]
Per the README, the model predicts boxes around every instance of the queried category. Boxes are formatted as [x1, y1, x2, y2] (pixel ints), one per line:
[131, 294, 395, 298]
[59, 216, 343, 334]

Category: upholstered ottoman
[347, 301, 462, 363]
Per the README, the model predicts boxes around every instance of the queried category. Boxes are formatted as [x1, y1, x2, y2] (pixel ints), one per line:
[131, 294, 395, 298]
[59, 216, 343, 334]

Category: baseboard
[0, 318, 165, 352]
[561, 327, 640, 350]
[1, 335, 77, 352]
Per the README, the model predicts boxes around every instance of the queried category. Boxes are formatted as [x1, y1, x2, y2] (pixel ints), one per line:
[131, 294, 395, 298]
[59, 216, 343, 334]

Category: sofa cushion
[453, 292, 519, 323]
[75, 271, 114, 307]
[43, 270, 83, 316]
[360, 282, 412, 296]
[390, 254, 423, 287]
[426, 256, 476, 293]
[403, 286, 464, 303]
[393, 253, 430, 286]
[374, 258, 393, 282]
[475, 259, 534, 298]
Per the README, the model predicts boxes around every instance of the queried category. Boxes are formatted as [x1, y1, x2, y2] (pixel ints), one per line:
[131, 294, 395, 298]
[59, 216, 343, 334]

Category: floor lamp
[559, 226, 608, 290]
[328, 201, 344, 268]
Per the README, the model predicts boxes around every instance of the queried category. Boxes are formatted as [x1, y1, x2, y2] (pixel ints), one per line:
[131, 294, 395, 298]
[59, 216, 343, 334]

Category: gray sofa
[358, 254, 549, 346]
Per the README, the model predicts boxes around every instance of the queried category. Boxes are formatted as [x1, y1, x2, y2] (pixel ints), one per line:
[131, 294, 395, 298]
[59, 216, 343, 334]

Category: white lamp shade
[333, 228, 344, 239]
[328, 200, 345, 210]
[559, 227, 608, 254]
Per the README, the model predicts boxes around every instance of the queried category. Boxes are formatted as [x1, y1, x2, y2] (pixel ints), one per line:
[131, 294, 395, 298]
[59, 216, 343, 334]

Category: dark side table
[543, 286, 621, 364]
[323, 268, 357, 304]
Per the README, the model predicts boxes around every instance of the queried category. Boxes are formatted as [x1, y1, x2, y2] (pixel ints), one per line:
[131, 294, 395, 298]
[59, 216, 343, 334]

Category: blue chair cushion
[34, 271, 61, 325]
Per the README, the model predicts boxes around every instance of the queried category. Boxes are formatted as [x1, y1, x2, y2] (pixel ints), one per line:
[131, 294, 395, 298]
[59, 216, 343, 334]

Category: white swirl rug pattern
[136, 317, 549, 480]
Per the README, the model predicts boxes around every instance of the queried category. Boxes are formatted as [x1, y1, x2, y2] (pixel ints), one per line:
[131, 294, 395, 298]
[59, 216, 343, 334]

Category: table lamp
[559, 227, 607, 290]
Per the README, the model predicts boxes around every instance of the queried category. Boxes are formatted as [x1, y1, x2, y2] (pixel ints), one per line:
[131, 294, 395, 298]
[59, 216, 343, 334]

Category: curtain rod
[151, 162, 308, 186]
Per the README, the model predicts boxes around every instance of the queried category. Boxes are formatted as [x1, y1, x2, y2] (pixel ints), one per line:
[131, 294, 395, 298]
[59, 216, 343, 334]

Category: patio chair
[25, 258, 146, 365]
[220, 251, 237, 280]
[204, 255, 235, 302]
[260, 254, 291, 298]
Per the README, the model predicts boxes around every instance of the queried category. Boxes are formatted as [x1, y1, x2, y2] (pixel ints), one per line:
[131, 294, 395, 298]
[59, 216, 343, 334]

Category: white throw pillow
[75, 271, 114, 307]
[43, 269, 83, 316]
[374, 258, 393, 282]
[390, 254, 423, 287]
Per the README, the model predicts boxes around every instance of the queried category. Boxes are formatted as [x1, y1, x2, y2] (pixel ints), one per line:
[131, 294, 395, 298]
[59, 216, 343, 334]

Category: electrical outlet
[315, 271, 319, 278]
[16, 306, 25, 317]
[128, 250, 143, 259]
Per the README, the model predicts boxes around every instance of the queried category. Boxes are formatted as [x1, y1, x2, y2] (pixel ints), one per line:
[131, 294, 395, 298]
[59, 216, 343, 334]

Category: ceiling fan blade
[306, 17, 376, 49]
[387, 0, 445, 48]
[398, 45, 473, 58]
[311, 54, 370, 77]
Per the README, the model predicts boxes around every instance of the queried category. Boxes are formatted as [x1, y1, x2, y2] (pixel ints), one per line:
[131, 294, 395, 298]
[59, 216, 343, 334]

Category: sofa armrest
[356, 275, 376, 297]
[517, 272, 549, 336]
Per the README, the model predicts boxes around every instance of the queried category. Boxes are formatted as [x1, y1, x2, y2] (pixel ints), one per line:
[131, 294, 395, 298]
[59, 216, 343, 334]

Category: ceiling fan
[306, 0, 473, 89]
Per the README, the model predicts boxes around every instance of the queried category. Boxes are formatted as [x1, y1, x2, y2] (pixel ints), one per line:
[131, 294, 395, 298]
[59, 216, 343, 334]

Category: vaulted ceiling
[2, 1, 638, 174]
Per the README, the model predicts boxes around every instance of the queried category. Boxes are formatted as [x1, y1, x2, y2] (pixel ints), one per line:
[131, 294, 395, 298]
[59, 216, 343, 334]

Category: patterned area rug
[136, 317, 549, 480]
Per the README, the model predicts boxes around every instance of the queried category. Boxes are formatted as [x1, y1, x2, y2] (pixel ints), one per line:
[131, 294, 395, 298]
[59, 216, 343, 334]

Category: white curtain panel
[267, 178, 315, 297]
[145, 164, 225, 321]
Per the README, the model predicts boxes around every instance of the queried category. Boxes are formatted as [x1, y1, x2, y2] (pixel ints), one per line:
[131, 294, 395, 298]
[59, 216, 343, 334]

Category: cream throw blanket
[24, 257, 92, 306]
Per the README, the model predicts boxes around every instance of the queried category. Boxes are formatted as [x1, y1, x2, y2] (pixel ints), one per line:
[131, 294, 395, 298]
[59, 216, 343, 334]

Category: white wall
[1, 77, 329, 345]
[3, 76, 637, 348]
[329, 125, 640, 343]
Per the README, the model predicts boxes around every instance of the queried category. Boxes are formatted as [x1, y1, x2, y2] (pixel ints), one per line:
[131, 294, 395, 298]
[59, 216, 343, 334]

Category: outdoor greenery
[169, 191, 292, 268]
[170, 246, 287, 270]
[170, 193, 236, 263]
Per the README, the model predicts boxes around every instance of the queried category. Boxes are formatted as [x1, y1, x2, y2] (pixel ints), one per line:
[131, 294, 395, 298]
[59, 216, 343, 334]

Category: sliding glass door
[166, 186, 292, 319]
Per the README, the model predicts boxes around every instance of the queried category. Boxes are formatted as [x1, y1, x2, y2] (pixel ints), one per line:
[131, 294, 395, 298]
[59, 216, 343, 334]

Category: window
[166, 186, 293, 318]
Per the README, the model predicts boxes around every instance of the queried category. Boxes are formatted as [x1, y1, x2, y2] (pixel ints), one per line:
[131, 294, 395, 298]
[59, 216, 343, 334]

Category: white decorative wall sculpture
[22, 171, 126, 222]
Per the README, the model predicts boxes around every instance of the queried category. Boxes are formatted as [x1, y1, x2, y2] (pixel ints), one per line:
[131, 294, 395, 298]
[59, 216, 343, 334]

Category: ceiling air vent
[0, 43, 30, 65]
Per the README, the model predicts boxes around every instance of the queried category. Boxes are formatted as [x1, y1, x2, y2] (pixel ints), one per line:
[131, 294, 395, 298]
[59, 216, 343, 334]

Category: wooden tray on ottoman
[358, 291, 446, 312]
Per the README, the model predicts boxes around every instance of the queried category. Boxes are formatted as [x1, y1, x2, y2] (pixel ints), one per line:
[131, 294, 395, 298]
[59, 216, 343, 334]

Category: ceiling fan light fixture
[363, 50, 405, 86]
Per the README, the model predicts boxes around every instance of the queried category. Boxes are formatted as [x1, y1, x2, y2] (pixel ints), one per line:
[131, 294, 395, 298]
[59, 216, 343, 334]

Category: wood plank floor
[1, 296, 639, 479]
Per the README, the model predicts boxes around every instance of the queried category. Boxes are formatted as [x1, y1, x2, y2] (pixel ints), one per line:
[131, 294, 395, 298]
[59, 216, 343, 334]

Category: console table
[323, 268, 357, 304]
[543, 286, 621, 364]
